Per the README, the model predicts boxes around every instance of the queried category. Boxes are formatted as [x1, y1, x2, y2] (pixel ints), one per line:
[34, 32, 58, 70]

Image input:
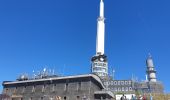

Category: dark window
[78, 82, 81, 90]
[64, 96, 66, 100]
[5, 88, 8, 93]
[65, 83, 68, 91]
[77, 96, 80, 100]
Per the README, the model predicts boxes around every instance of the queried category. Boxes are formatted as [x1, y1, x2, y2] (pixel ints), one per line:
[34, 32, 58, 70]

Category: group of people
[120, 94, 152, 100]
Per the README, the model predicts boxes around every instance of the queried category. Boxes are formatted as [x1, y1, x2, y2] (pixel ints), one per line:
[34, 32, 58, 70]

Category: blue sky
[0, 0, 170, 93]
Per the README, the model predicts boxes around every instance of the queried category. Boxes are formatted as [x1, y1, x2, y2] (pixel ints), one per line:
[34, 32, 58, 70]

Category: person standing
[124, 96, 127, 100]
[120, 94, 125, 100]
[142, 95, 147, 100]
[131, 95, 136, 100]
[150, 94, 153, 100]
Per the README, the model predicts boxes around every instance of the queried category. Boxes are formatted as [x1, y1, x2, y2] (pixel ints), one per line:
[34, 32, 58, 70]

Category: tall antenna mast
[91, 0, 108, 79]
[96, 0, 105, 55]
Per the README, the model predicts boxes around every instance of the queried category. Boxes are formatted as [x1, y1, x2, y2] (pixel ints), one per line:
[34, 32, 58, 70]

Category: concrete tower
[146, 54, 157, 82]
[91, 0, 108, 78]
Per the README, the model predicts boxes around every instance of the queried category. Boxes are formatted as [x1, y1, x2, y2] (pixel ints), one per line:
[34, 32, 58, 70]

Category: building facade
[103, 80, 135, 94]
[2, 74, 114, 100]
[101, 54, 164, 98]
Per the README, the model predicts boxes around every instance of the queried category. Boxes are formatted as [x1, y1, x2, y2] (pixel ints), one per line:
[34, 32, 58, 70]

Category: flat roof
[3, 74, 105, 89]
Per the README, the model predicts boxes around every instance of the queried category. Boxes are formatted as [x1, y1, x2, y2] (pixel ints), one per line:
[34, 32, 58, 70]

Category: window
[5, 88, 8, 93]
[77, 82, 81, 91]
[125, 81, 128, 85]
[42, 85, 45, 92]
[30, 97, 32, 100]
[65, 83, 68, 91]
[117, 81, 120, 85]
[129, 87, 133, 91]
[14, 87, 17, 93]
[125, 87, 128, 91]
[32, 85, 35, 92]
[110, 81, 114, 85]
[93, 67, 106, 72]
[22, 86, 26, 93]
[121, 81, 124, 85]
[76, 96, 80, 100]
[114, 81, 117, 85]
[118, 87, 121, 91]
[64, 96, 66, 100]
[52, 84, 55, 92]
[114, 87, 117, 91]
[122, 87, 124, 91]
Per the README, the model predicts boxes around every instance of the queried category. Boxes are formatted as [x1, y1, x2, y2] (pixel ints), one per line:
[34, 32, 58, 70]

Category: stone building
[2, 74, 114, 100]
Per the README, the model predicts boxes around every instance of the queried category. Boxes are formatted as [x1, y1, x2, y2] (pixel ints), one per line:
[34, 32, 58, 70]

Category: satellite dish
[17, 74, 29, 81]
[44, 68, 46, 72]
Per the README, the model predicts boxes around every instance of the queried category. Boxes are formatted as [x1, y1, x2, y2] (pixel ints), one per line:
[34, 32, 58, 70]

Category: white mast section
[96, 0, 105, 55]
[100, 0, 104, 18]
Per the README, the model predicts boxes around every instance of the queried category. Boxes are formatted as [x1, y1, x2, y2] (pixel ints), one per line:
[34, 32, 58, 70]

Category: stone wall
[3, 76, 108, 100]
